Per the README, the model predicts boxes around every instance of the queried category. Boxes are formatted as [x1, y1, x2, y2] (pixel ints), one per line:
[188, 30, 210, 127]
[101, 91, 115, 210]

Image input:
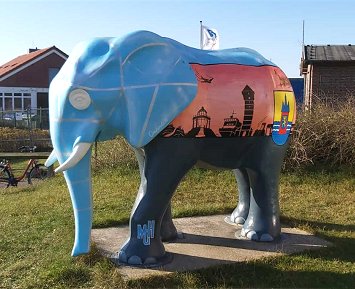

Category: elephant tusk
[55, 143, 92, 173]
[45, 150, 58, 167]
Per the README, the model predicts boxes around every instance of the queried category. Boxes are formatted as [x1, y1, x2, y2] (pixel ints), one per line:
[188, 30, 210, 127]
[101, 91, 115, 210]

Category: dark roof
[304, 44, 355, 63]
[0, 46, 68, 80]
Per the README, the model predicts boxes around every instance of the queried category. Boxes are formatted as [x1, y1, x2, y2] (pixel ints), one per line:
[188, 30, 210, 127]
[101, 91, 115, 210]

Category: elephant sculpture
[45, 31, 296, 266]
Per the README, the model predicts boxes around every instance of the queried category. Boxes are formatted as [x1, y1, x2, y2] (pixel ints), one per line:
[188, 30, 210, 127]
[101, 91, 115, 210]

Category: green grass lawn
[0, 166, 354, 289]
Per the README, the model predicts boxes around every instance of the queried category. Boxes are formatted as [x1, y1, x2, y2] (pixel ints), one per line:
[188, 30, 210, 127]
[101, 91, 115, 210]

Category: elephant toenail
[144, 257, 157, 265]
[128, 255, 143, 265]
[118, 250, 127, 263]
[260, 234, 274, 242]
[234, 216, 246, 225]
[246, 230, 258, 240]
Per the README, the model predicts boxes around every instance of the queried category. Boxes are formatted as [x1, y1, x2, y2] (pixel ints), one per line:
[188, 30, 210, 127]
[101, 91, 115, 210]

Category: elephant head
[45, 31, 197, 256]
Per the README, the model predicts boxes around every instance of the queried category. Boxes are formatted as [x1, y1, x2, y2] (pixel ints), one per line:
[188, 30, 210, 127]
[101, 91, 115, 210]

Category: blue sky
[1, 0, 354, 77]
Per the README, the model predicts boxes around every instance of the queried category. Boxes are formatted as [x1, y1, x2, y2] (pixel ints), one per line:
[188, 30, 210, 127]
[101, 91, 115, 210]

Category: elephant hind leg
[241, 168, 281, 242]
[161, 202, 178, 242]
[228, 168, 251, 225]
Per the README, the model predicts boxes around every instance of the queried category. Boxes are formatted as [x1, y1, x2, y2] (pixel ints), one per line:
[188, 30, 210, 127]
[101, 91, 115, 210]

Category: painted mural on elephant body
[45, 31, 296, 267]
[161, 64, 295, 144]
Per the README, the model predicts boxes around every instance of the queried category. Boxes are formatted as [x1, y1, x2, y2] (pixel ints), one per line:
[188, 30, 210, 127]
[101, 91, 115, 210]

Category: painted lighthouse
[272, 91, 294, 145]
[240, 85, 255, 136]
[279, 94, 290, 135]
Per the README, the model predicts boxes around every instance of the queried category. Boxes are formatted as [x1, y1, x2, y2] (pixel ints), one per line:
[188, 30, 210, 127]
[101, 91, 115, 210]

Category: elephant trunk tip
[71, 243, 91, 257]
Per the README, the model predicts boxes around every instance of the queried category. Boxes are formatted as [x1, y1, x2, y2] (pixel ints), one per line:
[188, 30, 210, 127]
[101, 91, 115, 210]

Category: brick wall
[311, 64, 355, 101]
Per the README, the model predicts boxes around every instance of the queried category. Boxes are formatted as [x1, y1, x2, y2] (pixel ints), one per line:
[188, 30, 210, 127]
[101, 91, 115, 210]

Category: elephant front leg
[118, 186, 176, 266]
[118, 209, 170, 266]
[132, 145, 178, 240]
[228, 168, 250, 225]
[117, 143, 195, 266]
[240, 168, 281, 242]
[118, 184, 175, 266]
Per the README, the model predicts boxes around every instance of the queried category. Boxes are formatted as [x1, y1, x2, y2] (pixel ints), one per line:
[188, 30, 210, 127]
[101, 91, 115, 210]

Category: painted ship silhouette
[219, 112, 242, 137]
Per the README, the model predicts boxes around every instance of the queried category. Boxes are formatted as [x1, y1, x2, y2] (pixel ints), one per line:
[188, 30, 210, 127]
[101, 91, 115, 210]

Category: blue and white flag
[201, 25, 219, 50]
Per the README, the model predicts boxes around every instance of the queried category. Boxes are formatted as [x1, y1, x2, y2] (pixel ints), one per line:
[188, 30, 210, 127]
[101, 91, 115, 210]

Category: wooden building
[300, 44, 355, 109]
[0, 47, 67, 111]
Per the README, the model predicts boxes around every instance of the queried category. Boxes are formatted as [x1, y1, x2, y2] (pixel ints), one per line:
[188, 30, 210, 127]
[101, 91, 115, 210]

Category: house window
[14, 98, 22, 110]
[37, 92, 49, 108]
[24, 98, 32, 109]
[4, 98, 12, 110]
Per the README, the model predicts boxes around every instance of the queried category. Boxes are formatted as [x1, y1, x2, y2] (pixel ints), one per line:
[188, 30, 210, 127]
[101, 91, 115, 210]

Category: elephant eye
[69, 89, 91, 110]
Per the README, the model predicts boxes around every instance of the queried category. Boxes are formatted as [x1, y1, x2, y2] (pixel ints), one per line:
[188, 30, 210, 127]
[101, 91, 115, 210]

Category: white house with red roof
[0, 47, 67, 111]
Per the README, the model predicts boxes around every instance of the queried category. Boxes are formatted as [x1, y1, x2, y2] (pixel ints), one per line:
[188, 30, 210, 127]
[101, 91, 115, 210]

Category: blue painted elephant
[46, 31, 296, 266]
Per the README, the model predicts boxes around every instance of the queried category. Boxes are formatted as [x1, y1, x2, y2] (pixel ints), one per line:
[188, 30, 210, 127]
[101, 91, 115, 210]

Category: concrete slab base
[91, 215, 331, 280]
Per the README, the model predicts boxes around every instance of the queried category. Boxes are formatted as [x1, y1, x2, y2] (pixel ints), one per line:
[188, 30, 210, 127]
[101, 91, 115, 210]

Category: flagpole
[302, 20, 305, 59]
[200, 20, 203, 49]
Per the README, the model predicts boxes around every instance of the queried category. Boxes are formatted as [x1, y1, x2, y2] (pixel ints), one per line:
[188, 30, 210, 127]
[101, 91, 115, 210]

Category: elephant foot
[239, 228, 274, 242]
[238, 217, 281, 242]
[113, 250, 173, 268]
[115, 238, 172, 267]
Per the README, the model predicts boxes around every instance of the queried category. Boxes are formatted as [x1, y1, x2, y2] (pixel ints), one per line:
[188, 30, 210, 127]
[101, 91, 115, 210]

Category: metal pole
[200, 20, 203, 49]
[27, 108, 30, 129]
[27, 108, 34, 147]
[39, 107, 42, 129]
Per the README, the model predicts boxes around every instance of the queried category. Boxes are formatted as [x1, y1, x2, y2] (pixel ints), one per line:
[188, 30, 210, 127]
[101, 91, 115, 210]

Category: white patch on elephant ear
[69, 89, 91, 110]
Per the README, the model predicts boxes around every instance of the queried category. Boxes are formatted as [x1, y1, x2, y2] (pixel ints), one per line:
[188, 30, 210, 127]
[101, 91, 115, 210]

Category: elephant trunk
[60, 146, 93, 256]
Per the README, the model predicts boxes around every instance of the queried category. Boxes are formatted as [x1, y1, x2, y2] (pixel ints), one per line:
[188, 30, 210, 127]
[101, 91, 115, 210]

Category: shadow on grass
[48, 267, 91, 289]
[93, 218, 130, 229]
[281, 215, 355, 232]
[128, 259, 355, 289]
[281, 216, 355, 263]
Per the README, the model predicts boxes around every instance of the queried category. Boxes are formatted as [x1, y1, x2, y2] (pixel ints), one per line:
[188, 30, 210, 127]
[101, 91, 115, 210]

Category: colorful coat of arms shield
[272, 91, 296, 145]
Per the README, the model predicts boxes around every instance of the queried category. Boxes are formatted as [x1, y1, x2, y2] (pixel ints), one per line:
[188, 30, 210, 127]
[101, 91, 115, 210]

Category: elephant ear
[121, 39, 197, 148]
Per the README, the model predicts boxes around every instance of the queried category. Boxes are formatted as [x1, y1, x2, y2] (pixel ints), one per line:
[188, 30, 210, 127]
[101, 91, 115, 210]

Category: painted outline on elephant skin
[61, 82, 196, 92]
[138, 85, 160, 146]
[122, 43, 169, 66]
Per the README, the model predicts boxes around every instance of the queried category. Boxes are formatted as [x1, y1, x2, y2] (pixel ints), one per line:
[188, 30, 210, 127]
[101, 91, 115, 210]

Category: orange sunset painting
[160, 63, 295, 140]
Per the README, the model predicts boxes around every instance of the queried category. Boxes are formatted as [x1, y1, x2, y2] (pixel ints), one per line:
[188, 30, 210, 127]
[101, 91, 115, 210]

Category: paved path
[92, 214, 331, 280]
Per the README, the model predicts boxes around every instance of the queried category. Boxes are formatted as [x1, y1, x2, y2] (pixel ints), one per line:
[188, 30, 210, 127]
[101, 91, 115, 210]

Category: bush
[0, 127, 51, 152]
[93, 137, 137, 170]
[286, 97, 355, 169]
